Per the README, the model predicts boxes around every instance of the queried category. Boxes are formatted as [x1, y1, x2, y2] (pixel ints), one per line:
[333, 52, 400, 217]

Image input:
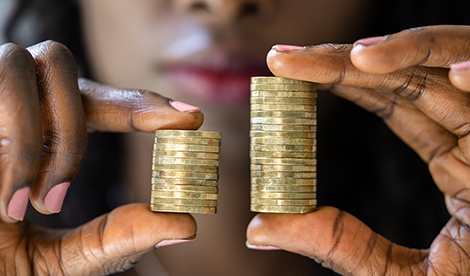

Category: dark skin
[2, 25, 470, 275]
[247, 25, 470, 275]
[0, 41, 202, 275]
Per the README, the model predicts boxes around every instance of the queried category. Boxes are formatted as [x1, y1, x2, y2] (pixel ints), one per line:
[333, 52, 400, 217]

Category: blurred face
[79, 0, 371, 111]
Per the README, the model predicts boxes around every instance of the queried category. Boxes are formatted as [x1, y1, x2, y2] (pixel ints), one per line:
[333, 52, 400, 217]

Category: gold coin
[151, 178, 218, 186]
[251, 77, 314, 85]
[151, 190, 218, 200]
[251, 191, 316, 199]
[251, 104, 316, 112]
[250, 205, 316, 214]
[152, 157, 218, 166]
[250, 137, 315, 145]
[151, 204, 216, 214]
[155, 130, 222, 139]
[251, 157, 317, 165]
[251, 171, 316, 178]
[153, 143, 220, 153]
[251, 185, 316, 192]
[251, 164, 316, 172]
[152, 165, 218, 173]
[251, 124, 316, 132]
[250, 111, 316, 119]
[250, 150, 316, 159]
[251, 177, 317, 185]
[249, 131, 315, 139]
[152, 170, 218, 180]
[153, 150, 219, 160]
[155, 137, 221, 146]
[251, 117, 317, 125]
[250, 144, 316, 152]
[251, 91, 317, 98]
[151, 197, 218, 207]
[250, 84, 315, 91]
[251, 97, 316, 105]
[251, 198, 317, 206]
[151, 184, 218, 193]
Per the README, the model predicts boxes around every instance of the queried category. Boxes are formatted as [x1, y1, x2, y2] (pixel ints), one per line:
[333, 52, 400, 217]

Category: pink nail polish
[155, 239, 193, 248]
[451, 61, 470, 72]
[273, 45, 305, 53]
[169, 100, 200, 113]
[8, 187, 30, 221]
[353, 36, 386, 47]
[44, 182, 70, 213]
[246, 241, 282, 250]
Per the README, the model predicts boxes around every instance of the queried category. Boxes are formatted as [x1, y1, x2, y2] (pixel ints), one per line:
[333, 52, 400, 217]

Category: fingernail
[353, 36, 386, 47]
[169, 100, 200, 113]
[246, 241, 281, 250]
[451, 61, 470, 72]
[8, 187, 30, 221]
[273, 44, 305, 53]
[44, 182, 70, 213]
[155, 238, 194, 248]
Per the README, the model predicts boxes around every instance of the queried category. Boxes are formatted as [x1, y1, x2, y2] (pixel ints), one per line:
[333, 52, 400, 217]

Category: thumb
[450, 61, 470, 92]
[58, 203, 197, 275]
[246, 206, 426, 275]
[78, 78, 204, 132]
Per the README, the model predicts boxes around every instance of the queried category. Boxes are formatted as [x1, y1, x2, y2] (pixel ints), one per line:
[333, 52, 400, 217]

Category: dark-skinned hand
[0, 41, 203, 275]
[247, 25, 470, 275]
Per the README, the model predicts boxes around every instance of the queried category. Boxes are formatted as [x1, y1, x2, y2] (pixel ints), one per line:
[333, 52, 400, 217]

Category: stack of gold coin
[151, 130, 222, 214]
[250, 76, 317, 214]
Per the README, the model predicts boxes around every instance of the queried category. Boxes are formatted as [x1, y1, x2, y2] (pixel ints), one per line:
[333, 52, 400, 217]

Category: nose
[175, 0, 277, 26]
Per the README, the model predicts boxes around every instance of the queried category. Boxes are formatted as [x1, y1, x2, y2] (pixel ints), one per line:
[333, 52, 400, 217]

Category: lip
[162, 48, 272, 105]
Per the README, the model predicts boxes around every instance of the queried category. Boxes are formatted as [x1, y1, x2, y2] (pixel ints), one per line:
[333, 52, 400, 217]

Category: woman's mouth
[167, 63, 271, 104]
[162, 43, 272, 105]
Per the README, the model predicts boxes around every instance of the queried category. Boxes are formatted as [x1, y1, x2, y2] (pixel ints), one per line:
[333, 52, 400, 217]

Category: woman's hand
[0, 40, 202, 274]
[247, 25, 470, 275]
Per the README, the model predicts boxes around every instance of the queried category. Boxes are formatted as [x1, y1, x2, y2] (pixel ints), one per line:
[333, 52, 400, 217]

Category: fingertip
[350, 43, 393, 74]
[7, 187, 30, 222]
[155, 235, 196, 248]
[353, 36, 386, 48]
[29, 181, 70, 215]
[266, 45, 305, 79]
[266, 46, 284, 76]
[124, 204, 198, 243]
[245, 241, 282, 251]
[169, 100, 200, 113]
[163, 99, 204, 131]
[44, 182, 70, 213]
[450, 61, 470, 92]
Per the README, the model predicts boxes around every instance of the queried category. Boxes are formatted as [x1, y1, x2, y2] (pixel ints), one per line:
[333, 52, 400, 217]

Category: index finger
[267, 44, 470, 139]
[79, 79, 204, 132]
[350, 25, 470, 74]
[0, 43, 42, 223]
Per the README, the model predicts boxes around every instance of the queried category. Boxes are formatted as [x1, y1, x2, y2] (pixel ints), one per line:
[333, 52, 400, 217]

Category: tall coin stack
[250, 77, 317, 214]
[151, 130, 222, 214]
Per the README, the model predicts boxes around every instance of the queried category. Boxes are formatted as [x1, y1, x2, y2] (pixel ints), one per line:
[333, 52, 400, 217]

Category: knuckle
[398, 25, 436, 38]
[373, 98, 397, 120]
[323, 210, 345, 269]
[317, 43, 352, 54]
[315, 43, 352, 85]
[0, 43, 35, 74]
[446, 192, 470, 227]
[28, 40, 76, 70]
[392, 67, 429, 100]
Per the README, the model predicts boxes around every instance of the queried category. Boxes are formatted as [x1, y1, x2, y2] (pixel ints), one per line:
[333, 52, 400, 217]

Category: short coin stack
[250, 76, 317, 214]
[151, 130, 222, 214]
